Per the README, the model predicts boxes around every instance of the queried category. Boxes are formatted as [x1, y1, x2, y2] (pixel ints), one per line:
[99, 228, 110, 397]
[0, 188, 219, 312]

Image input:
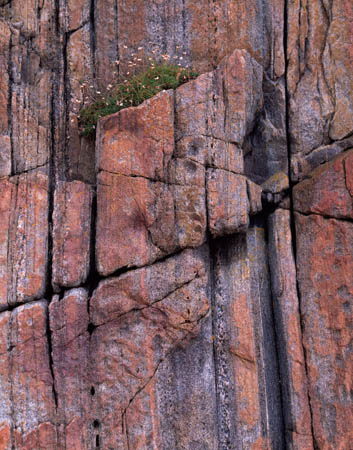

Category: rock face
[0, 1, 352, 449]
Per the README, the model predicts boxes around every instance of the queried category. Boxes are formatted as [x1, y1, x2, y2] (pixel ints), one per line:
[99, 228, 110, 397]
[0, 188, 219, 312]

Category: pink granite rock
[52, 180, 93, 290]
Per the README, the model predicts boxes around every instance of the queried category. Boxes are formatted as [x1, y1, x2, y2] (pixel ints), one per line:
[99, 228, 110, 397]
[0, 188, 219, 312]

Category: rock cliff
[0, 1, 352, 449]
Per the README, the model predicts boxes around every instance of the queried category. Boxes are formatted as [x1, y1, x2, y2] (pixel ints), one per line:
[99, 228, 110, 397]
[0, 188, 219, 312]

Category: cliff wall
[0, 1, 352, 449]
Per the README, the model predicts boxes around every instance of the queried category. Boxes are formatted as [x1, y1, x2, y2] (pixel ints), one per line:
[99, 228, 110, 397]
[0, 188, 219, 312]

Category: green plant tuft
[79, 64, 198, 137]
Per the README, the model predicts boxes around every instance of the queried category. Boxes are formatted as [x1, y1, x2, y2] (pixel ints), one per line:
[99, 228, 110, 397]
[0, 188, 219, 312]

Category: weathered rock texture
[0, 0, 352, 449]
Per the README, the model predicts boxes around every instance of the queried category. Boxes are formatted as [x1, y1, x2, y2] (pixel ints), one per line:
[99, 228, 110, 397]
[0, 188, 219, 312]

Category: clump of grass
[79, 64, 198, 137]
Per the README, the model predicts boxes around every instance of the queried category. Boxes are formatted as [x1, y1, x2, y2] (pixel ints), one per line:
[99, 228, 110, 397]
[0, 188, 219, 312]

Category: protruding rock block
[294, 149, 353, 220]
[247, 179, 263, 215]
[96, 90, 175, 181]
[173, 184, 207, 248]
[52, 180, 93, 290]
[96, 50, 265, 275]
[0, 170, 49, 308]
[175, 49, 263, 146]
[206, 169, 249, 236]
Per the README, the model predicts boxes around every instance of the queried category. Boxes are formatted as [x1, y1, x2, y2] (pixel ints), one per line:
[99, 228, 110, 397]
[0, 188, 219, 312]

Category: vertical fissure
[283, 0, 316, 446]
[263, 212, 288, 448]
[46, 302, 58, 409]
[87, 188, 99, 310]
[46, 64, 58, 302]
[44, 0, 62, 417]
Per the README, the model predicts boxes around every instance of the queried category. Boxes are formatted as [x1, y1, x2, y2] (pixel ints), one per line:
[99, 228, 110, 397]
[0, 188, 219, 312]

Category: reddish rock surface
[294, 149, 353, 219]
[52, 181, 93, 290]
[0, 177, 12, 311]
[0, 301, 57, 450]
[96, 90, 175, 181]
[206, 169, 249, 236]
[0, 170, 49, 308]
[49, 288, 92, 449]
[96, 171, 174, 275]
[0, 0, 352, 448]
[295, 213, 353, 449]
[213, 227, 283, 448]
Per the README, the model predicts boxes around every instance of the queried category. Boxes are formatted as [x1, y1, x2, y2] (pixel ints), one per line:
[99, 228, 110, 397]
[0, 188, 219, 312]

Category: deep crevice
[283, 0, 317, 446]
[86, 189, 99, 305]
[46, 305, 58, 409]
[263, 211, 288, 449]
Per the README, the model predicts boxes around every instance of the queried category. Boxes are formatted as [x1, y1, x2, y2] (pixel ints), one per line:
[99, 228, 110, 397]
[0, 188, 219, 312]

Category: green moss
[79, 64, 198, 137]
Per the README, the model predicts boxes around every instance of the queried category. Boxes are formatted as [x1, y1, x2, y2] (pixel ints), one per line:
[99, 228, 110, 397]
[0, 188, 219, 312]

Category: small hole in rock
[96, 435, 100, 447]
[93, 420, 100, 428]
[90, 386, 95, 396]
[87, 323, 96, 335]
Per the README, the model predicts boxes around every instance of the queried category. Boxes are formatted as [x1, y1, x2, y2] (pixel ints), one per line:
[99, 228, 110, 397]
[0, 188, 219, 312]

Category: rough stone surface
[212, 226, 283, 449]
[0, 0, 352, 447]
[288, 0, 353, 170]
[49, 288, 92, 449]
[0, 135, 11, 176]
[295, 213, 353, 450]
[294, 150, 353, 220]
[96, 171, 174, 275]
[268, 209, 313, 449]
[52, 180, 93, 290]
[0, 301, 57, 450]
[206, 169, 249, 236]
[90, 247, 211, 449]
[0, 169, 49, 309]
[96, 90, 175, 181]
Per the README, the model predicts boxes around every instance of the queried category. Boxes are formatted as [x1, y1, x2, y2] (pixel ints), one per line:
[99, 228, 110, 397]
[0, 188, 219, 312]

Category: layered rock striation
[0, 1, 352, 449]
